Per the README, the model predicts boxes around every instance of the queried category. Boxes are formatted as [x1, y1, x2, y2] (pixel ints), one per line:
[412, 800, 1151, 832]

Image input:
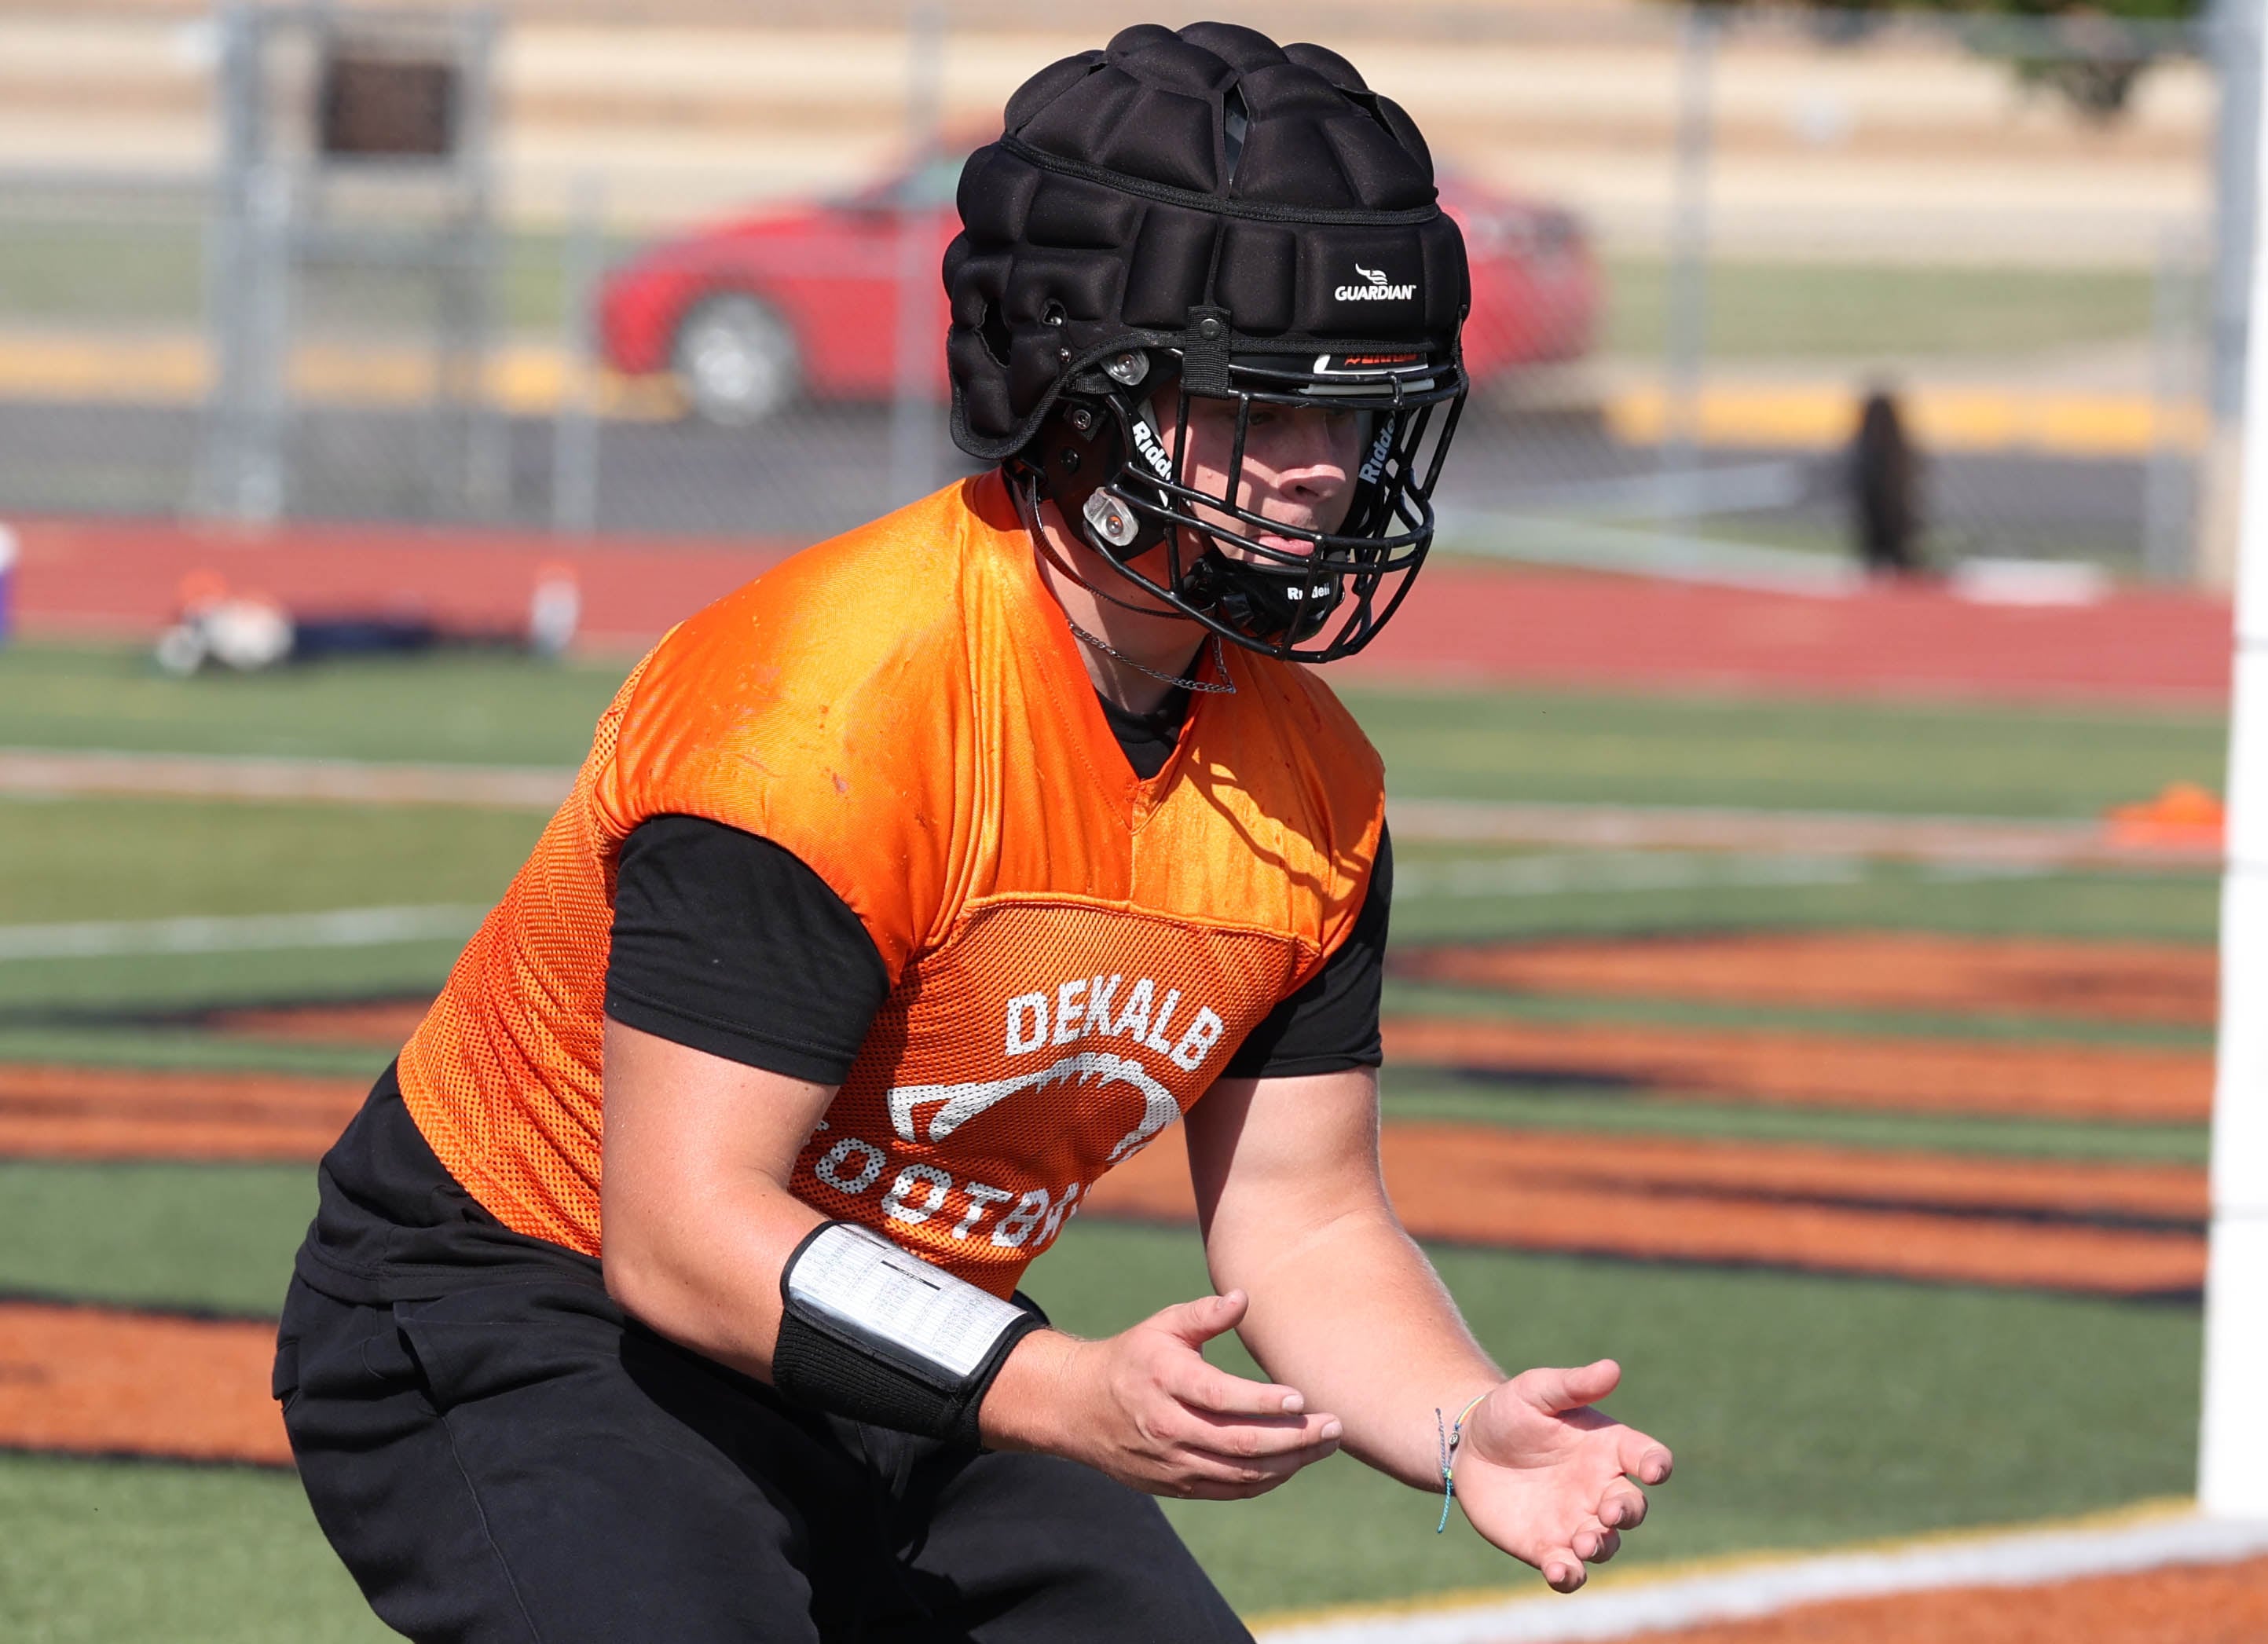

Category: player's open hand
[1446, 1360, 1673, 1593]
[1000, 1290, 1342, 1499]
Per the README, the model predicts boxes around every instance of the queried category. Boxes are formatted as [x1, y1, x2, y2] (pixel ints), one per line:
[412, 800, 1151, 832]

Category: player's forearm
[600, 1172, 826, 1382]
[977, 1326, 1090, 1452]
[1213, 1203, 1500, 1489]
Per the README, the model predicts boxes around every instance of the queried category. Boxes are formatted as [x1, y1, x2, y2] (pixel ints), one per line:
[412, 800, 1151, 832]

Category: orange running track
[11, 517, 2233, 705]
[1392, 932, 2219, 1027]
[0, 1064, 365, 1163]
[1618, 1553, 2268, 1644]
[0, 1302, 288, 1466]
[0, 1064, 2206, 1291]
[1086, 1124, 2204, 1296]
[1382, 1017, 2212, 1123]
[210, 1000, 432, 1045]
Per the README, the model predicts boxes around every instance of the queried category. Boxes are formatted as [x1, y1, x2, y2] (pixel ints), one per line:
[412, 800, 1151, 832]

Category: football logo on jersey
[812, 972, 1238, 1255]
[883, 972, 1226, 1164]
[888, 1050, 1179, 1164]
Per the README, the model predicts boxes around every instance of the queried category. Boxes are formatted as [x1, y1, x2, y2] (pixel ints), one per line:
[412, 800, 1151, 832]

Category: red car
[596, 152, 1597, 426]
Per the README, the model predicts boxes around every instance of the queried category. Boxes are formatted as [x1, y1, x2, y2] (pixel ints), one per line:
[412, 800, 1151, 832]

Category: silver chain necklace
[1064, 618, 1238, 696]
[1013, 473, 1238, 697]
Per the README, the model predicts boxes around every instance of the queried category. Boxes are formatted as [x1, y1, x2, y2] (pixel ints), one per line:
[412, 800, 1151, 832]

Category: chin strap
[1012, 472, 1238, 697]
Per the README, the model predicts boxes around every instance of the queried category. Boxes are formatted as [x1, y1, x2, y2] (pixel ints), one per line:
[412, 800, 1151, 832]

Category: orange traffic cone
[2105, 782, 2226, 851]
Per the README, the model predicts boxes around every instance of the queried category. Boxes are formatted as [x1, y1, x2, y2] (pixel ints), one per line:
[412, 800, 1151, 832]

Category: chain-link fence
[0, 2, 2220, 584]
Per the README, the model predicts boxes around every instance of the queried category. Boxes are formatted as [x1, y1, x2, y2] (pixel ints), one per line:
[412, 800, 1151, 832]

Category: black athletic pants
[274, 1272, 1251, 1644]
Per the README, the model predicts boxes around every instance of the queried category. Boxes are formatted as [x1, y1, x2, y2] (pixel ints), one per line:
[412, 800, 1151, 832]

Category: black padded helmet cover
[945, 21, 1471, 459]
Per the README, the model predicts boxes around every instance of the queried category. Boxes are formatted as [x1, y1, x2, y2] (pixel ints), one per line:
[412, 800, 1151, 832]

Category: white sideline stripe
[0, 904, 487, 961]
[0, 747, 573, 809]
[1251, 1509, 2268, 1644]
[1388, 796, 2219, 873]
[0, 750, 2219, 875]
[1396, 851, 1866, 899]
[1394, 851, 2053, 899]
[0, 751, 2215, 875]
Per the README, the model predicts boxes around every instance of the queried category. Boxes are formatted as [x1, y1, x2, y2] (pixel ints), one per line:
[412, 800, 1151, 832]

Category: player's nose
[1269, 419, 1354, 508]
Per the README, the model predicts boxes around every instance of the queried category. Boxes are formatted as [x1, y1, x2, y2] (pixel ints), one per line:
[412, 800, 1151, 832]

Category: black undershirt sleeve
[604, 695, 1390, 1086]
[604, 815, 890, 1087]
[1222, 823, 1390, 1078]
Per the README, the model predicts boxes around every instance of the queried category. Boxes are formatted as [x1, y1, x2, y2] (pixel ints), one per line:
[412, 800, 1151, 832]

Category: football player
[274, 23, 1671, 1642]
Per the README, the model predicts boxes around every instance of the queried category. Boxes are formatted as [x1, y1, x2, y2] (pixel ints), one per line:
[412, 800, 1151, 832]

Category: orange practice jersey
[398, 471, 1385, 1295]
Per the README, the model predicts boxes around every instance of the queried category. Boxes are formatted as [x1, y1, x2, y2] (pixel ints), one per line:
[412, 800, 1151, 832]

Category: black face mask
[1179, 551, 1343, 646]
[1015, 348, 1467, 665]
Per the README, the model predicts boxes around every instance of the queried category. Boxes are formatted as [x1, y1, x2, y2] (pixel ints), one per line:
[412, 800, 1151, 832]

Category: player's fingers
[1617, 1427, 1674, 1485]
[1540, 1549, 1587, 1593]
[1574, 1525, 1621, 1564]
[1168, 1471, 1304, 1502]
[1160, 1353, 1308, 1418]
[1176, 1408, 1343, 1460]
[1516, 1359, 1621, 1415]
[1149, 1290, 1249, 1350]
[1170, 1435, 1339, 1492]
[1599, 1484, 1649, 1531]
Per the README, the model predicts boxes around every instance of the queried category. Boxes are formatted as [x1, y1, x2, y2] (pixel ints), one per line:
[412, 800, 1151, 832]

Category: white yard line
[1252, 1505, 2268, 1644]
[1388, 797, 2217, 873]
[0, 749, 2218, 875]
[1394, 851, 1873, 899]
[0, 904, 487, 961]
[0, 747, 573, 809]
[1393, 851, 2055, 899]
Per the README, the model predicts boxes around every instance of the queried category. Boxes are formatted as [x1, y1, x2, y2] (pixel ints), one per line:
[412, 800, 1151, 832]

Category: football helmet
[944, 22, 1469, 663]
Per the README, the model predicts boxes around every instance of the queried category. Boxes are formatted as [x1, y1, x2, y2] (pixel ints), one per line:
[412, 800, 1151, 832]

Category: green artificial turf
[0, 1455, 392, 1644]
[0, 222, 2156, 367]
[0, 647, 2218, 1022]
[0, 793, 533, 1014]
[0, 1161, 316, 1316]
[0, 1026, 395, 1078]
[1376, 1075, 2209, 1165]
[1354, 688, 2226, 820]
[0, 1203, 2200, 1635]
[0, 943, 468, 1017]
[0, 217, 604, 337]
[1603, 257, 2156, 364]
[0, 644, 626, 766]
[0, 797, 542, 927]
[1381, 975, 2214, 1050]
[0, 647, 2226, 823]
[1387, 859, 2220, 947]
[1026, 1221, 2202, 1617]
[0, 216, 209, 329]
[0, 646, 2221, 1632]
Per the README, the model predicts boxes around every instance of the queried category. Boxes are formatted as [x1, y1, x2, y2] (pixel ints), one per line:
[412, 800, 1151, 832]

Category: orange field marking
[209, 999, 430, 1045]
[0, 1064, 365, 1162]
[1388, 1126, 2203, 1224]
[1618, 1552, 2268, 1644]
[1383, 1016, 2211, 1123]
[0, 1302, 288, 1466]
[0, 1063, 2209, 1291]
[1086, 1124, 2206, 1295]
[1391, 931, 2217, 1027]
